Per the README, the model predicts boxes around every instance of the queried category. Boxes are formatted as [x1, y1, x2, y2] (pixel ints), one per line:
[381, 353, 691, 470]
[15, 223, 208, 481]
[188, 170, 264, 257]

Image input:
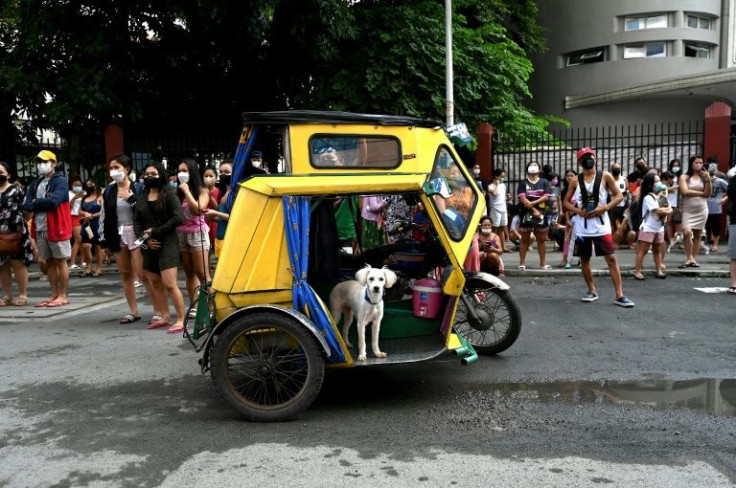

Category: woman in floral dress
[0, 161, 34, 306]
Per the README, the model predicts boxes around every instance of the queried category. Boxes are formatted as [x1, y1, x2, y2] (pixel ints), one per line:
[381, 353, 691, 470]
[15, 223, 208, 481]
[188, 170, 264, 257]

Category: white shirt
[572, 173, 612, 237]
[488, 182, 507, 211]
[69, 190, 82, 216]
[640, 194, 664, 233]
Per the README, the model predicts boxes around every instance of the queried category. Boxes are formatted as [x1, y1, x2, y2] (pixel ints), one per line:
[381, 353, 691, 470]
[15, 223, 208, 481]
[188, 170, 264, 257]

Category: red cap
[577, 147, 596, 160]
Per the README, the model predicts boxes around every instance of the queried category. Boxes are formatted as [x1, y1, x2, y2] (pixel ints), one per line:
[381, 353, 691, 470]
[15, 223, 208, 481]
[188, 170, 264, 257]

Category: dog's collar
[364, 288, 383, 305]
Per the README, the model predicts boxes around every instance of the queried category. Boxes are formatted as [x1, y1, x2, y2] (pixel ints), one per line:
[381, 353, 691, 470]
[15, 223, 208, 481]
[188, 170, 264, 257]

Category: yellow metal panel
[211, 188, 292, 295]
[241, 173, 428, 196]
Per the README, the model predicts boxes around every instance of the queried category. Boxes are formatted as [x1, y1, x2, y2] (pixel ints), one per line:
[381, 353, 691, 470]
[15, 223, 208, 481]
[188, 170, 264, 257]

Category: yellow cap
[35, 150, 57, 162]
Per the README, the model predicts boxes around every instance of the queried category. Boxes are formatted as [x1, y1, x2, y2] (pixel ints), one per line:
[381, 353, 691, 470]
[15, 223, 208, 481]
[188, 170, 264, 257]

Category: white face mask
[109, 169, 126, 183]
[251, 160, 262, 168]
[177, 172, 190, 184]
[672, 166, 681, 173]
[528, 165, 540, 175]
[204, 176, 215, 185]
[481, 228, 492, 235]
[37, 163, 53, 175]
[129, 172, 137, 183]
[472, 168, 480, 176]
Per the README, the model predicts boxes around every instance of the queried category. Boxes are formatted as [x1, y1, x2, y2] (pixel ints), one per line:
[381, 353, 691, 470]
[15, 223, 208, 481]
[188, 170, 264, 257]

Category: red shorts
[573, 234, 615, 258]
[71, 214, 82, 227]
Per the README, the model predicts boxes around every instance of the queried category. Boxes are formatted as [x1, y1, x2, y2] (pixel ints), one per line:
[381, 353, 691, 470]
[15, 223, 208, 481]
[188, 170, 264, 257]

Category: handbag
[520, 209, 545, 228]
[0, 232, 22, 255]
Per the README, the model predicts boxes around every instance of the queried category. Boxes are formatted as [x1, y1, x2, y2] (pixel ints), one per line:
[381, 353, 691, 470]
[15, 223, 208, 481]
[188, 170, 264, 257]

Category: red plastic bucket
[412, 278, 443, 318]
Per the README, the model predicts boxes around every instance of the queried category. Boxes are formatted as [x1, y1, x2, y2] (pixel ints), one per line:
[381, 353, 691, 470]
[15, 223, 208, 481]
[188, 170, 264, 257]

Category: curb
[503, 269, 730, 278]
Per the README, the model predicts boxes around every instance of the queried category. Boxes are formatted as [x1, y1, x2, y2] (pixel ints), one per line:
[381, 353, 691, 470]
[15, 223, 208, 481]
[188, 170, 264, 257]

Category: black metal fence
[493, 122, 704, 200]
[126, 135, 236, 174]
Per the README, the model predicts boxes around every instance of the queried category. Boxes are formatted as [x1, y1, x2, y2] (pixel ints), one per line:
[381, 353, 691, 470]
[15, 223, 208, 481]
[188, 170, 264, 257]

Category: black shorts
[705, 214, 722, 237]
[573, 234, 616, 258]
[608, 206, 626, 228]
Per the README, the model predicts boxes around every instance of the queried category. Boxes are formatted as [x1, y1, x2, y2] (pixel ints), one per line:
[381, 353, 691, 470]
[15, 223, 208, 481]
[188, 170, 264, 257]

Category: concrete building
[528, 0, 736, 128]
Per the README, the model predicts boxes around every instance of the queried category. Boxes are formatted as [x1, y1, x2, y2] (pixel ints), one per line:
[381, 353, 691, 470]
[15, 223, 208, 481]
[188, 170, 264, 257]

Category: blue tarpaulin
[226, 125, 259, 212]
[283, 196, 347, 363]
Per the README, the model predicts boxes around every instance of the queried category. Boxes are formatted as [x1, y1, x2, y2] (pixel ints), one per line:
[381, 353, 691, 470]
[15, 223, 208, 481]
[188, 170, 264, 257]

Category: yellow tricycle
[186, 111, 521, 421]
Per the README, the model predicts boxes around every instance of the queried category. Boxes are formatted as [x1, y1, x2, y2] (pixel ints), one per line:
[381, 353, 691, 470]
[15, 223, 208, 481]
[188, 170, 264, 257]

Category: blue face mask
[168, 181, 178, 189]
[654, 182, 666, 193]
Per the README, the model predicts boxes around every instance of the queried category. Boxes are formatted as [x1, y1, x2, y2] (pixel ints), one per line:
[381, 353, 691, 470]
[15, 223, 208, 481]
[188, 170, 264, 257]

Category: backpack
[577, 172, 604, 228]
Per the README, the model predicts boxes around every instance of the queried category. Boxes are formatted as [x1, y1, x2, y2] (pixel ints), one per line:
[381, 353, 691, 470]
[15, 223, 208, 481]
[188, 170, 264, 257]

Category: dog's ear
[355, 265, 371, 285]
[382, 266, 397, 288]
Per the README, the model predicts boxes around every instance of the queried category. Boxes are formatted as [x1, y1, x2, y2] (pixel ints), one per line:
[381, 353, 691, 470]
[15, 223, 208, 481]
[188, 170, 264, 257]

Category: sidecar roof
[242, 110, 442, 128]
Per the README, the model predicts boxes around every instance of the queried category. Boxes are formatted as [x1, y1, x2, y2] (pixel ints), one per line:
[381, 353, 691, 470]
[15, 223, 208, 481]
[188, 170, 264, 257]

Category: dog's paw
[357, 353, 367, 361]
[374, 351, 387, 359]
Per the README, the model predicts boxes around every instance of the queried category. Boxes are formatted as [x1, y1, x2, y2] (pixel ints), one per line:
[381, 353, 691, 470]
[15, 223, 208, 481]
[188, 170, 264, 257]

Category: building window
[685, 43, 711, 58]
[623, 42, 667, 59]
[566, 48, 605, 66]
[686, 14, 713, 30]
[624, 14, 668, 31]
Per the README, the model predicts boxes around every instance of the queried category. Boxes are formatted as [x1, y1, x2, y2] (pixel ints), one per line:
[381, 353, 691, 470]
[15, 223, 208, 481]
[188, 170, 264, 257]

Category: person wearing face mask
[175, 158, 212, 329]
[133, 161, 186, 332]
[202, 166, 219, 251]
[678, 155, 712, 267]
[470, 163, 486, 197]
[78, 179, 103, 277]
[704, 163, 728, 253]
[563, 148, 634, 308]
[607, 163, 629, 241]
[516, 161, 551, 270]
[23, 150, 72, 307]
[627, 157, 648, 196]
[477, 216, 504, 276]
[204, 161, 233, 259]
[68, 176, 85, 272]
[245, 150, 268, 177]
[99, 154, 157, 324]
[0, 161, 33, 306]
[488, 168, 510, 251]
[665, 159, 683, 250]
[633, 173, 672, 280]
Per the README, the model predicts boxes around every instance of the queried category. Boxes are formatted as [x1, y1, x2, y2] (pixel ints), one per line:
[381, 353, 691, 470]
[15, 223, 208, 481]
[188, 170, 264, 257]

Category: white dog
[329, 265, 397, 361]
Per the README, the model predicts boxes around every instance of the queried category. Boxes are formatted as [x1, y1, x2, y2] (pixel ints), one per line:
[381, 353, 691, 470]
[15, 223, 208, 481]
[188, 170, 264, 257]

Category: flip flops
[35, 299, 51, 307]
[633, 272, 645, 281]
[147, 321, 171, 330]
[120, 314, 141, 324]
[167, 324, 184, 334]
[46, 299, 69, 308]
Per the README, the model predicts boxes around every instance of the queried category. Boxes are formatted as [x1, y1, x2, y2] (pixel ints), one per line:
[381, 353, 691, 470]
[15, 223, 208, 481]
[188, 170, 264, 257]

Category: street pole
[445, 0, 454, 127]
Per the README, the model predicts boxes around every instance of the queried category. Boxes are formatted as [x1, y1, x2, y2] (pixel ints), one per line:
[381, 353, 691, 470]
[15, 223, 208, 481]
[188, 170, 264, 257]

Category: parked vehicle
[185, 111, 522, 421]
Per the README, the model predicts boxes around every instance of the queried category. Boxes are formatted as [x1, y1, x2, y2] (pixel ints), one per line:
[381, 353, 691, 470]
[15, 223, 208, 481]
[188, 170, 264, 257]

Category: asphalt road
[0, 271, 734, 487]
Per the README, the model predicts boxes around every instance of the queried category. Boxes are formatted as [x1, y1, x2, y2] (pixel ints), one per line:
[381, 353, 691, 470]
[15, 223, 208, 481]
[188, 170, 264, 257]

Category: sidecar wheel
[454, 279, 522, 355]
[211, 312, 325, 421]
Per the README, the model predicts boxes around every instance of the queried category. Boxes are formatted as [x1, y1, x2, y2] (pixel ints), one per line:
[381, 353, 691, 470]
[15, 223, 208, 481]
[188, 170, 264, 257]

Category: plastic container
[412, 278, 443, 318]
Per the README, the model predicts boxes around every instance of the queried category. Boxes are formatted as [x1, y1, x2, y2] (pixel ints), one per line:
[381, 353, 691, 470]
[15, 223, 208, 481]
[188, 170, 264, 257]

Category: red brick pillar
[475, 122, 494, 181]
[704, 102, 731, 239]
[104, 124, 124, 172]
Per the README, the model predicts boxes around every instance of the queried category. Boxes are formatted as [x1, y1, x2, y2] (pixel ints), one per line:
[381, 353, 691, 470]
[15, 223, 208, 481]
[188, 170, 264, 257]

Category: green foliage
[0, 0, 557, 163]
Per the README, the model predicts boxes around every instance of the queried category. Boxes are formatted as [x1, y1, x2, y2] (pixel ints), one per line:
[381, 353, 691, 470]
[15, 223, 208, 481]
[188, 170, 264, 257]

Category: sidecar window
[310, 135, 401, 168]
[429, 146, 477, 240]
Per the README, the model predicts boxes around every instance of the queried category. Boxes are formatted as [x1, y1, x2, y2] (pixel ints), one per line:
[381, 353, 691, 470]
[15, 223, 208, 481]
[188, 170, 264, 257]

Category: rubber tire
[210, 311, 326, 422]
[454, 278, 522, 355]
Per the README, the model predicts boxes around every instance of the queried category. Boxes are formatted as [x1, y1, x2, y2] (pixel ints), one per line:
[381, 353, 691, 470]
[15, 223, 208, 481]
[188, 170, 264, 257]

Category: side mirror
[423, 177, 451, 199]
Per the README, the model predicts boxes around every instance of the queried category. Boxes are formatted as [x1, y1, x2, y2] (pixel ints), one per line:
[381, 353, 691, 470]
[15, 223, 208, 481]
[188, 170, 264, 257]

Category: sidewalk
[501, 241, 731, 278]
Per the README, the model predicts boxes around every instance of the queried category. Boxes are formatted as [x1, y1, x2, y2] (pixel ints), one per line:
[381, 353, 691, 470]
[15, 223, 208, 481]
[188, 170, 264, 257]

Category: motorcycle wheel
[211, 312, 325, 422]
[454, 278, 522, 355]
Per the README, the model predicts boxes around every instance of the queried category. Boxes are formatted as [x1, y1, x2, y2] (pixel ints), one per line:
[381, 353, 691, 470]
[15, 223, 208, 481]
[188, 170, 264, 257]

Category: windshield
[428, 146, 477, 240]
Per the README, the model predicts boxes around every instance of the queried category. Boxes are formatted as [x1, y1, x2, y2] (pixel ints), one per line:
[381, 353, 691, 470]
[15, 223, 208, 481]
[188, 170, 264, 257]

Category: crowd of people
[0, 150, 236, 334]
[0, 147, 734, 326]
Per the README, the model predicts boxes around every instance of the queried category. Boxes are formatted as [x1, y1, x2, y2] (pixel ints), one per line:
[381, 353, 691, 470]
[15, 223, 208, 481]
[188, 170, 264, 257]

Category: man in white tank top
[563, 148, 635, 308]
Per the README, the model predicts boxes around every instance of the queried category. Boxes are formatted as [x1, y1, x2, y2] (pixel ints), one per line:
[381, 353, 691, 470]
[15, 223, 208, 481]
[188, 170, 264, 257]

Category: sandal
[541, 264, 552, 270]
[147, 320, 171, 330]
[633, 272, 645, 281]
[0, 295, 11, 307]
[517, 265, 526, 271]
[727, 286, 736, 295]
[46, 299, 69, 307]
[655, 273, 667, 279]
[167, 324, 184, 334]
[14, 296, 27, 306]
[148, 315, 163, 325]
[34, 299, 51, 307]
[119, 314, 141, 324]
[80, 270, 92, 277]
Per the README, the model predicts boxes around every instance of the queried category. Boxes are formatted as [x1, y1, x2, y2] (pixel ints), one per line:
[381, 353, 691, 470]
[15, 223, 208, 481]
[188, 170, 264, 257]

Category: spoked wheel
[210, 312, 325, 421]
[454, 278, 522, 355]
